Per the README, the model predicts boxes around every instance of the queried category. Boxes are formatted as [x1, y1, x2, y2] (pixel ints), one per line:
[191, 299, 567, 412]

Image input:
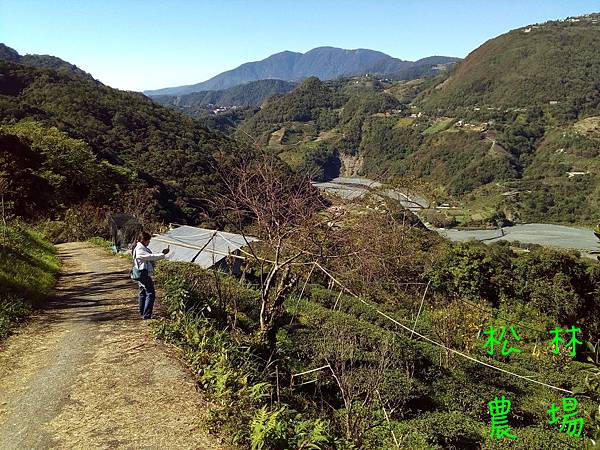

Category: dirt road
[0, 242, 228, 449]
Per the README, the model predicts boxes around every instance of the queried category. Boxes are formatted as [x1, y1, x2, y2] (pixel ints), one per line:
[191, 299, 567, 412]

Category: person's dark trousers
[137, 270, 155, 319]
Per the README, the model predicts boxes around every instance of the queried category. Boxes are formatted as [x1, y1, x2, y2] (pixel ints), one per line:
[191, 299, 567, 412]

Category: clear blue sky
[1, 0, 598, 91]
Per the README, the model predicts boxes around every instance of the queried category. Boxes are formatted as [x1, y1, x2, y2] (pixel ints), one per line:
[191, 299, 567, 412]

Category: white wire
[410, 279, 431, 340]
[289, 263, 316, 325]
[312, 262, 575, 395]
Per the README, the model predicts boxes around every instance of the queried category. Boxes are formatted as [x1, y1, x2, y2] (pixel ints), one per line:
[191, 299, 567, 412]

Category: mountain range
[230, 14, 600, 225]
[153, 79, 297, 110]
[144, 47, 459, 96]
[4, 12, 600, 226]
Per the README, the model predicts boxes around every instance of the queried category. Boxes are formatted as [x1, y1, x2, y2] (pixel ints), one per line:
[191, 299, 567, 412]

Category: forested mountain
[0, 43, 95, 81]
[153, 79, 296, 109]
[0, 50, 250, 230]
[237, 77, 344, 138]
[144, 47, 459, 96]
[420, 14, 600, 113]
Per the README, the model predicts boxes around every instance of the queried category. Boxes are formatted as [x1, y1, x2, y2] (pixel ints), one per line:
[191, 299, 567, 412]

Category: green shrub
[248, 406, 332, 450]
[481, 425, 582, 449]
[156, 260, 261, 324]
[152, 240, 597, 448]
[411, 411, 485, 449]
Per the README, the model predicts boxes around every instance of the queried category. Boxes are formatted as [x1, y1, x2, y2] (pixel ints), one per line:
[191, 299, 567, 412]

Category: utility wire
[312, 262, 575, 395]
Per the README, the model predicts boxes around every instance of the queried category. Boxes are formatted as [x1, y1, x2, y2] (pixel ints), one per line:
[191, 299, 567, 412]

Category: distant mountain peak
[0, 44, 20, 62]
[144, 46, 458, 96]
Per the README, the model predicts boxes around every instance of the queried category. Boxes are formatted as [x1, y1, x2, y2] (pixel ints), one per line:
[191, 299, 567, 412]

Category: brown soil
[0, 242, 231, 450]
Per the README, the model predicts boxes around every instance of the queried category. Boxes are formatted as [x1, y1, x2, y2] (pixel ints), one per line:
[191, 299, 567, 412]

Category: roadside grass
[87, 236, 113, 252]
[0, 222, 59, 340]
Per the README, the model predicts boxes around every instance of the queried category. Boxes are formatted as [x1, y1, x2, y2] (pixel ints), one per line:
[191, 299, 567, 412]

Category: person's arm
[136, 246, 166, 262]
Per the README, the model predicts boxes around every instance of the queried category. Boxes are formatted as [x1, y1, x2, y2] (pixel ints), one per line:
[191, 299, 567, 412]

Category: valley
[2, 8, 600, 450]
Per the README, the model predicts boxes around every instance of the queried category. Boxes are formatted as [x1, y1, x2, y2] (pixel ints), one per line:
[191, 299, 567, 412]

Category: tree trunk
[260, 265, 296, 352]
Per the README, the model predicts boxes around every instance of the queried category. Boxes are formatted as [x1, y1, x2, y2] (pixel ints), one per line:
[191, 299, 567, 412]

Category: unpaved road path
[0, 242, 229, 450]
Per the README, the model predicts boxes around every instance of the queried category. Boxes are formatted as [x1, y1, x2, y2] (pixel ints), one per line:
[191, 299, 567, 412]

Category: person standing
[133, 231, 169, 319]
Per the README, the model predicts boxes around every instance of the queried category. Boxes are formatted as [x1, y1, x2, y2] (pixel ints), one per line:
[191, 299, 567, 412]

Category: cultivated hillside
[420, 14, 600, 113]
[232, 27, 600, 226]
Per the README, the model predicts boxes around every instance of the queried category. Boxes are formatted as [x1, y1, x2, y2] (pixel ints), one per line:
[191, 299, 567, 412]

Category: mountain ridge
[144, 46, 459, 96]
[0, 49, 249, 224]
[153, 79, 297, 110]
[0, 43, 95, 81]
[419, 13, 600, 111]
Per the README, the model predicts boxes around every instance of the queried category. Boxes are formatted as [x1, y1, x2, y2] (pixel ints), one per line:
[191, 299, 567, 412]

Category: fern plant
[293, 416, 330, 449]
[250, 405, 286, 450]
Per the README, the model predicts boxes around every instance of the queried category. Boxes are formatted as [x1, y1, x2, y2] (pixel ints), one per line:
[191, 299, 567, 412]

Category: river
[313, 177, 599, 259]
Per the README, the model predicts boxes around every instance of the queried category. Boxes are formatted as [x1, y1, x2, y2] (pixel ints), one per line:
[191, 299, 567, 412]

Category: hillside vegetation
[1, 13, 600, 450]
[153, 195, 599, 448]
[0, 43, 95, 80]
[0, 51, 251, 232]
[420, 16, 600, 115]
[0, 223, 59, 339]
[153, 79, 296, 110]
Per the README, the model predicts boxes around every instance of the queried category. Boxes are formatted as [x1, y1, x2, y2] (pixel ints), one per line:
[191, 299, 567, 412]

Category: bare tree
[429, 298, 488, 368]
[318, 326, 398, 446]
[214, 157, 344, 349]
[120, 186, 161, 227]
[322, 199, 443, 305]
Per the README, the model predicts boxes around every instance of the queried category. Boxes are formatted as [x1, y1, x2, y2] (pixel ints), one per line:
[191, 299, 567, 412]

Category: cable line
[312, 262, 576, 395]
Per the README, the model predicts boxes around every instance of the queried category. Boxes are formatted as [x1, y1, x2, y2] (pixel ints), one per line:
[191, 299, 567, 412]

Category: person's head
[138, 231, 152, 246]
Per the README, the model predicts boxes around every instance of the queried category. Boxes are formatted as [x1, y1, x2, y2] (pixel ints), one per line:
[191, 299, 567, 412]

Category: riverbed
[314, 177, 598, 258]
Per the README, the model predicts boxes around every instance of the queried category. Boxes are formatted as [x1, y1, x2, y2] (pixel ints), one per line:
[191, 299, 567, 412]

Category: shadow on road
[46, 269, 139, 323]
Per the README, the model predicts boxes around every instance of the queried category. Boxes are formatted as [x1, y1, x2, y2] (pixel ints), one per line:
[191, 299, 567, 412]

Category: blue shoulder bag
[130, 248, 142, 280]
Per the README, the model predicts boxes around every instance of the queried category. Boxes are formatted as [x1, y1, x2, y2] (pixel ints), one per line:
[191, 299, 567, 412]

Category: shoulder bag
[130, 248, 142, 280]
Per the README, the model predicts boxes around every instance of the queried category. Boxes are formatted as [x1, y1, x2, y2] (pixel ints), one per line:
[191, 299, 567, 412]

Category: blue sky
[1, 0, 598, 91]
